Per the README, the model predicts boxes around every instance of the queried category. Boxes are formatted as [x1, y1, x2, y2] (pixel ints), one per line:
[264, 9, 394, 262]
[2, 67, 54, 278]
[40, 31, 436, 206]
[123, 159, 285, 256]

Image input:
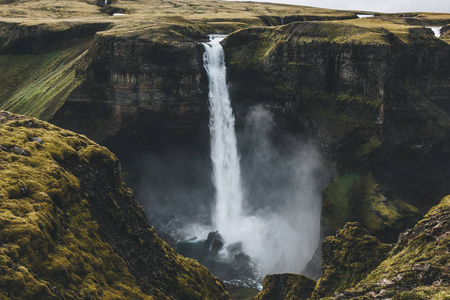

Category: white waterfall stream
[203, 35, 245, 243]
[195, 35, 324, 284]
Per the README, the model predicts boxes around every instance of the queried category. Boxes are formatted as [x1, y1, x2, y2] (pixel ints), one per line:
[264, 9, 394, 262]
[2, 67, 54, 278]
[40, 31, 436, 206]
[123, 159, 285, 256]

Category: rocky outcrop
[311, 223, 391, 298]
[0, 111, 229, 299]
[263, 197, 449, 299]
[254, 273, 316, 300]
[327, 195, 450, 299]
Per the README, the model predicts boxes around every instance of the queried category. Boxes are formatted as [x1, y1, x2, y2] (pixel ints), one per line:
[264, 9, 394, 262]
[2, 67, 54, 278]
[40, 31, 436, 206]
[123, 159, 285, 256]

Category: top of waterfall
[209, 35, 227, 42]
[425, 26, 442, 38]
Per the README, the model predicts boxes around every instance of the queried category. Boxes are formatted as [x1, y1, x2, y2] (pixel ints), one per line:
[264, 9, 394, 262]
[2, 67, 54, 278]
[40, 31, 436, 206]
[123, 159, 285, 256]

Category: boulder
[205, 231, 225, 251]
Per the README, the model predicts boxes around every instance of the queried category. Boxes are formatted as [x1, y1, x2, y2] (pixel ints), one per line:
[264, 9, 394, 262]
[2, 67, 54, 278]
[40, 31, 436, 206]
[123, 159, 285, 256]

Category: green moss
[0, 115, 150, 299]
[322, 173, 358, 229]
[0, 111, 230, 299]
[358, 135, 382, 156]
[322, 173, 422, 238]
[255, 273, 316, 300]
[0, 43, 90, 120]
[341, 195, 450, 298]
[312, 222, 391, 298]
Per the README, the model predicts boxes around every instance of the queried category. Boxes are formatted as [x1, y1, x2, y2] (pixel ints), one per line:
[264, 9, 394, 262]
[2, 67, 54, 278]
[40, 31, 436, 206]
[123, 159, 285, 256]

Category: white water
[357, 14, 374, 18]
[202, 35, 323, 276]
[426, 26, 442, 38]
[203, 35, 245, 238]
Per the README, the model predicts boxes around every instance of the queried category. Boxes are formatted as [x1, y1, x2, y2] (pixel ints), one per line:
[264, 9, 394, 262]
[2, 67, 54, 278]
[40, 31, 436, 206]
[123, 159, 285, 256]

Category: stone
[13, 146, 28, 156]
[32, 137, 43, 144]
[205, 231, 225, 251]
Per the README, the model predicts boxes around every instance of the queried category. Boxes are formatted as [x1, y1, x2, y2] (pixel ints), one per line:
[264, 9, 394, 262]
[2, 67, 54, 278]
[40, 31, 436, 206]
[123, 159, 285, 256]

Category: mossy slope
[312, 222, 391, 299]
[0, 43, 89, 120]
[322, 173, 422, 241]
[0, 111, 229, 299]
[254, 273, 316, 300]
[334, 195, 450, 299]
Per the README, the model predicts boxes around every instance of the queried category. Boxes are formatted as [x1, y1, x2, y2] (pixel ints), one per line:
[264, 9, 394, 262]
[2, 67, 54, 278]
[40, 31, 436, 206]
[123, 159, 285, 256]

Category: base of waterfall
[175, 232, 263, 290]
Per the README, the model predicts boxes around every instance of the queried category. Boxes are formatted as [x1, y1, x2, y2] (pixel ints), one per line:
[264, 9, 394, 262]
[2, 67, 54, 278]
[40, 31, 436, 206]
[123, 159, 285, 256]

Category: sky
[229, 0, 450, 13]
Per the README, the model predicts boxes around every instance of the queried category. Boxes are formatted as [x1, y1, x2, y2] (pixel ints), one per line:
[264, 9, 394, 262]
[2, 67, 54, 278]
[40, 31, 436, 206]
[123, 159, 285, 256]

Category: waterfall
[202, 35, 324, 277]
[203, 35, 244, 239]
[426, 26, 442, 38]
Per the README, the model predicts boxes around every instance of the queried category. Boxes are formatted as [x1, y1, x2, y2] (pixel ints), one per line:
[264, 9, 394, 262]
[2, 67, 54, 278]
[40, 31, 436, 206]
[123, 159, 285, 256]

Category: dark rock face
[254, 273, 316, 300]
[223, 22, 450, 166]
[51, 30, 210, 145]
[223, 21, 450, 239]
[49, 32, 214, 232]
[0, 21, 111, 54]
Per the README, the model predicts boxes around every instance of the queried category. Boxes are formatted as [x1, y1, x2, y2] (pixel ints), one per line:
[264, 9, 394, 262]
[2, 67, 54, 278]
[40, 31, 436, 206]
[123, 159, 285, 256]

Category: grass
[0, 42, 90, 120]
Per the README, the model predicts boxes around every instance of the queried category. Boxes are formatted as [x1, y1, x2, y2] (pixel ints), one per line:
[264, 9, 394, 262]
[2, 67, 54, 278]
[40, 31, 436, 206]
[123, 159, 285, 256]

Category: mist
[235, 105, 330, 274]
[136, 146, 215, 240]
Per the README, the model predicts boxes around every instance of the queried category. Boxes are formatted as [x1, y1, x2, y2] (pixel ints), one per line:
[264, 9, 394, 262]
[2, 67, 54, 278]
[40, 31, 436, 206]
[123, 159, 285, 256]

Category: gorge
[1, 0, 450, 299]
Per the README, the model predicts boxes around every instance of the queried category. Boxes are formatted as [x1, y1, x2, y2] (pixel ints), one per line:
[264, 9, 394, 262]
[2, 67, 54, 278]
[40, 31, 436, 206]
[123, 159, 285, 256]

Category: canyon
[1, 0, 450, 299]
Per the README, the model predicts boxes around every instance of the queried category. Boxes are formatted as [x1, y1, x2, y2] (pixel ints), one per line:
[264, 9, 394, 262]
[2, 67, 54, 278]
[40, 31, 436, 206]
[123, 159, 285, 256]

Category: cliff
[0, 111, 229, 299]
[223, 19, 450, 240]
[223, 20, 450, 165]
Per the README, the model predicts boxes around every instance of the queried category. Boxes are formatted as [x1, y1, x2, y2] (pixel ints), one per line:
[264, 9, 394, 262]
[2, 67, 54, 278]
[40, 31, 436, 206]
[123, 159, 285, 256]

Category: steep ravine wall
[223, 22, 450, 165]
[50, 28, 212, 161]
[222, 21, 450, 241]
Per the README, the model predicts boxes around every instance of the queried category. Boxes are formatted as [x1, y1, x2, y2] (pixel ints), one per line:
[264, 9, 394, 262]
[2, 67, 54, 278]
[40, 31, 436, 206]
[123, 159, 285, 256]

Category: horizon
[226, 0, 450, 14]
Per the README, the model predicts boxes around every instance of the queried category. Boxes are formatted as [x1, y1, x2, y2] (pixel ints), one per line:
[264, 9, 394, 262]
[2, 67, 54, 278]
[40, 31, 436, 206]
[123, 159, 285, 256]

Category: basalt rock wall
[51, 30, 210, 146]
[223, 22, 450, 240]
[223, 22, 450, 165]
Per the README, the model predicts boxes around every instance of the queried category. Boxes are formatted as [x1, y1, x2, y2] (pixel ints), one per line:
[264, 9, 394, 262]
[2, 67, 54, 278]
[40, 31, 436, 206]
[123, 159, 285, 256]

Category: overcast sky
[230, 0, 450, 13]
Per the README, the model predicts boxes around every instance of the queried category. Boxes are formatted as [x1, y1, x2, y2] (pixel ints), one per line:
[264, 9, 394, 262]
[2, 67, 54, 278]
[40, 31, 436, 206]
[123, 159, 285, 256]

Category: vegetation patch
[0, 43, 90, 120]
[312, 222, 391, 298]
[0, 113, 148, 299]
[322, 173, 422, 240]
[341, 195, 450, 298]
